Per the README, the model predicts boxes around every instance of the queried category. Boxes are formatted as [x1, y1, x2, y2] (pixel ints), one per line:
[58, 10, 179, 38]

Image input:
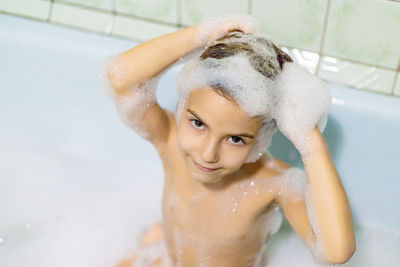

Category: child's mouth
[192, 159, 219, 172]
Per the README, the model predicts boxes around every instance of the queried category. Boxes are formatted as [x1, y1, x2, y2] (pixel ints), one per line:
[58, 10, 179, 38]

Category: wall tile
[181, 0, 248, 25]
[57, 0, 113, 11]
[115, 0, 177, 24]
[51, 2, 114, 33]
[0, 0, 50, 20]
[324, 0, 400, 69]
[252, 0, 328, 53]
[112, 15, 178, 41]
[2, 0, 400, 102]
[281, 46, 320, 74]
[318, 56, 396, 95]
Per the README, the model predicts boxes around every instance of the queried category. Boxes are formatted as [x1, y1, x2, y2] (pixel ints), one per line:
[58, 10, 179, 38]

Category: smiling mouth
[192, 159, 219, 172]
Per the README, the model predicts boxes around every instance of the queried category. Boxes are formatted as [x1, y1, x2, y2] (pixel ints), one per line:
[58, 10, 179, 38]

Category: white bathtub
[1, 14, 399, 267]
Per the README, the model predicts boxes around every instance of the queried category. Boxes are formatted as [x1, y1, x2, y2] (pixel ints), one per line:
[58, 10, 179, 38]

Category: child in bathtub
[103, 15, 355, 267]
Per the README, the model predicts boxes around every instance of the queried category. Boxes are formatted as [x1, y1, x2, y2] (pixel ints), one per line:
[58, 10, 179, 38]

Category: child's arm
[105, 26, 200, 149]
[106, 26, 198, 95]
[104, 15, 257, 150]
[276, 127, 355, 264]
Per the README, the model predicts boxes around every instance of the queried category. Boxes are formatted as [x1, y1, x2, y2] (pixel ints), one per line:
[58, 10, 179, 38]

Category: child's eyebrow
[187, 109, 255, 139]
[187, 109, 207, 125]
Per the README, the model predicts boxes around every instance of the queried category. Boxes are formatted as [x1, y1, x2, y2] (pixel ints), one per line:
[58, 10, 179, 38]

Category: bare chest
[158, 134, 283, 264]
[162, 169, 280, 247]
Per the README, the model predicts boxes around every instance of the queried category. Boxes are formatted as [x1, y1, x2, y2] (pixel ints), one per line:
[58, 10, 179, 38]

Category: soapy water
[1, 140, 400, 267]
[0, 153, 400, 267]
[132, 225, 400, 267]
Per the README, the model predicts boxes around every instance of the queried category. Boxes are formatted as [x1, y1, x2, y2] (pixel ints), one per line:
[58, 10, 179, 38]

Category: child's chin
[192, 172, 222, 184]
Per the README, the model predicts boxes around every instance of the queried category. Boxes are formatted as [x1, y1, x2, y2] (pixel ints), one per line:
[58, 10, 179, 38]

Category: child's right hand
[196, 14, 260, 47]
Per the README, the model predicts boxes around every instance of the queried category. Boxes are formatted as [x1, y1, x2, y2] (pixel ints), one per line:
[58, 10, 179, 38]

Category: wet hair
[200, 32, 293, 81]
[198, 31, 293, 121]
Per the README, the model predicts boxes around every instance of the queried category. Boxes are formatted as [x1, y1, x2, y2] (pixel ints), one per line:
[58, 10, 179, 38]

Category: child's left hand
[272, 62, 331, 156]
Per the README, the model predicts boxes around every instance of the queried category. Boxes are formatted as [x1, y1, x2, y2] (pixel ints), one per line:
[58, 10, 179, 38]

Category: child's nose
[200, 137, 219, 164]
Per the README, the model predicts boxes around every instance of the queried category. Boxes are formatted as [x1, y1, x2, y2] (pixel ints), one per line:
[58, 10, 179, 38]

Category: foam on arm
[101, 54, 159, 139]
[274, 167, 329, 264]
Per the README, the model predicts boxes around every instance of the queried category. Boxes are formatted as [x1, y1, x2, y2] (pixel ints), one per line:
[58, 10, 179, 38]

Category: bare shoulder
[151, 108, 178, 156]
[142, 105, 176, 151]
[270, 157, 292, 170]
[257, 156, 292, 177]
[239, 157, 292, 185]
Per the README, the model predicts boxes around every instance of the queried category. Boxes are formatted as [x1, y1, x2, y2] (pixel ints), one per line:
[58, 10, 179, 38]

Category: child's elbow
[324, 241, 356, 264]
[106, 66, 126, 95]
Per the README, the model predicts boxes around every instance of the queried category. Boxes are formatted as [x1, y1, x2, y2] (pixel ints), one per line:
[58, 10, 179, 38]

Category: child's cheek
[221, 147, 250, 170]
[177, 123, 199, 155]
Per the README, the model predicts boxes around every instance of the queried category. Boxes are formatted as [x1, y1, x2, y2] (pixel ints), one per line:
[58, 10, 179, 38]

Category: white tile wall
[0, 0, 399, 98]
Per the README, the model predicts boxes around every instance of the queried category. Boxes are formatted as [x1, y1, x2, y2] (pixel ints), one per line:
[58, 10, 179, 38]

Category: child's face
[177, 87, 263, 184]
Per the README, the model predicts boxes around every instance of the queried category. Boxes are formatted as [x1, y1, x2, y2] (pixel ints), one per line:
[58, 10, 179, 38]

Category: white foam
[265, 226, 400, 267]
[278, 167, 308, 202]
[176, 55, 275, 119]
[0, 151, 163, 267]
[246, 121, 278, 163]
[261, 165, 327, 263]
[273, 62, 331, 156]
[132, 241, 172, 267]
[303, 184, 327, 264]
[265, 204, 284, 237]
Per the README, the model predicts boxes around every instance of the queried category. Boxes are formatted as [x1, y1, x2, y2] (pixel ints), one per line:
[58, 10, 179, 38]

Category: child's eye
[190, 119, 205, 130]
[228, 136, 245, 145]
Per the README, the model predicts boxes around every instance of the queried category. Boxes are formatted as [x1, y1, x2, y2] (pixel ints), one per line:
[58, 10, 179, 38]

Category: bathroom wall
[1, 0, 399, 97]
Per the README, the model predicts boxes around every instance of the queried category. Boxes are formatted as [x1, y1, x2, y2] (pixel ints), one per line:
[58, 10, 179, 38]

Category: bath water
[0, 144, 398, 266]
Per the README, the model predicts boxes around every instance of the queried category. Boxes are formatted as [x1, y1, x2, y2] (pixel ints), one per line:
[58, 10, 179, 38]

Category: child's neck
[189, 162, 261, 192]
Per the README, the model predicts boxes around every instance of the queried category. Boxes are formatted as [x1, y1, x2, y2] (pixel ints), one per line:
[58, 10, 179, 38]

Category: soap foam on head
[177, 30, 331, 161]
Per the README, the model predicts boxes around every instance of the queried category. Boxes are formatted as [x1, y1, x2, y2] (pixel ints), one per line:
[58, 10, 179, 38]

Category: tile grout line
[54, 0, 177, 27]
[46, 0, 54, 23]
[107, 0, 116, 35]
[390, 59, 400, 95]
[176, 0, 182, 27]
[56, 0, 113, 15]
[0, 10, 47, 22]
[315, 0, 331, 77]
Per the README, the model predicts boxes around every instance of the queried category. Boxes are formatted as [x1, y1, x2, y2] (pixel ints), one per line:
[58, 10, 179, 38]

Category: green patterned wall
[1, 0, 399, 96]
